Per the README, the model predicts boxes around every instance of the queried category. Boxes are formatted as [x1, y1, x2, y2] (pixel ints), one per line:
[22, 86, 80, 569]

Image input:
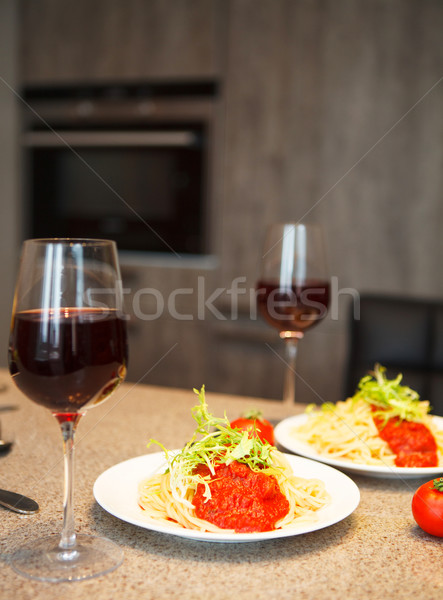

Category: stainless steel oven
[21, 82, 218, 255]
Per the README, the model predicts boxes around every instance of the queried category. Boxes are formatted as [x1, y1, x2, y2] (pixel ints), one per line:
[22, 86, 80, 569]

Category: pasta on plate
[293, 365, 443, 468]
[138, 387, 330, 534]
[295, 398, 443, 466]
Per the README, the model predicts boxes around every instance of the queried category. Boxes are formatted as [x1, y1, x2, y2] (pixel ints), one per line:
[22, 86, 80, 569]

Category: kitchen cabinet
[120, 256, 217, 390]
[20, 0, 223, 84]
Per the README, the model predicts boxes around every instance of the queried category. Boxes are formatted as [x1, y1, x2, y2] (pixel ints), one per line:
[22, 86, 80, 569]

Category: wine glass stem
[58, 415, 82, 551]
[283, 338, 298, 405]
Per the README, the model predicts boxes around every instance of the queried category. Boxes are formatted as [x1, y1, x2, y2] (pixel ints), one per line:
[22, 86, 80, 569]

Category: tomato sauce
[192, 461, 289, 532]
[372, 407, 438, 467]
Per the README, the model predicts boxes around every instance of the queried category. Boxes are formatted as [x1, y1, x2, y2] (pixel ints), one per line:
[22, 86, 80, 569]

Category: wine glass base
[10, 533, 123, 582]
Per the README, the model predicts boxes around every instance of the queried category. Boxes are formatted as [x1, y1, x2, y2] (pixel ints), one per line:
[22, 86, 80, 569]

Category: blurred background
[0, 0, 442, 408]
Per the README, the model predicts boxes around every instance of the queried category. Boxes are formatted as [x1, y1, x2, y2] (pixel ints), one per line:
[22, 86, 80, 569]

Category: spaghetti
[138, 387, 330, 533]
[294, 365, 443, 467]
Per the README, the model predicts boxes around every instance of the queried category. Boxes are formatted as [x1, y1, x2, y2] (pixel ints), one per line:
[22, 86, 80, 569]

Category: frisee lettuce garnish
[351, 363, 431, 424]
[147, 385, 277, 508]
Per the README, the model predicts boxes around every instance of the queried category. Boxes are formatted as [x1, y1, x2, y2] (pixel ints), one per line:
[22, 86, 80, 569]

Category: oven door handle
[22, 130, 198, 148]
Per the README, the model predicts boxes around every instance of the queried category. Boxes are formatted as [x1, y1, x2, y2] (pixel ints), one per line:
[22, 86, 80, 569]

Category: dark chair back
[345, 294, 443, 416]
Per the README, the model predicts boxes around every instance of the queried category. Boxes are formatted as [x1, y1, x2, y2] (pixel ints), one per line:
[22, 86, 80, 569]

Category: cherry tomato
[230, 410, 275, 445]
[411, 477, 443, 537]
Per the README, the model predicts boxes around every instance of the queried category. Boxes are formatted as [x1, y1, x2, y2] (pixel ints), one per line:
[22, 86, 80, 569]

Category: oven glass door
[25, 128, 206, 255]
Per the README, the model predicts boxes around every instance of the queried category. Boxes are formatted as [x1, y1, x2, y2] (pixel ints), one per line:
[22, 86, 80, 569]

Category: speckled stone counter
[0, 370, 441, 600]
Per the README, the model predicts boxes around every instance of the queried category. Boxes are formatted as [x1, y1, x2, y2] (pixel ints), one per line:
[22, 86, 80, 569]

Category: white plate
[93, 451, 360, 543]
[274, 414, 443, 479]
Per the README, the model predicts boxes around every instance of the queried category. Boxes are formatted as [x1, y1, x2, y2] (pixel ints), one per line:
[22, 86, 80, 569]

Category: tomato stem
[242, 409, 263, 420]
[432, 477, 443, 492]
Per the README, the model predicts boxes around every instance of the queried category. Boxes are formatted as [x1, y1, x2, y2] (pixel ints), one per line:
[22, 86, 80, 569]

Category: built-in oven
[21, 82, 218, 256]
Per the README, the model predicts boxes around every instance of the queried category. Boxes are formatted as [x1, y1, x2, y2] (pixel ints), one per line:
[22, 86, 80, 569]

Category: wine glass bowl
[8, 238, 128, 582]
[256, 223, 329, 404]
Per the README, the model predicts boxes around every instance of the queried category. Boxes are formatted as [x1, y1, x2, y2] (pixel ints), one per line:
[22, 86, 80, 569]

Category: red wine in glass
[256, 279, 330, 334]
[8, 238, 128, 582]
[9, 307, 127, 414]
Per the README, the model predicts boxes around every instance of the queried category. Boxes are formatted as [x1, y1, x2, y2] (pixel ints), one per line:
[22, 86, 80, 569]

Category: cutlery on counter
[0, 405, 18, 412]
[0, 421, 13, 454]
[0, 440, 12, 453]
[0, 489, 39, 514]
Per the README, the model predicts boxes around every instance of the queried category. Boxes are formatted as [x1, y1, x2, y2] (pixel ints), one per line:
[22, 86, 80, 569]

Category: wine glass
[256, 223, 329, 405]
[8, 238, 128, 582]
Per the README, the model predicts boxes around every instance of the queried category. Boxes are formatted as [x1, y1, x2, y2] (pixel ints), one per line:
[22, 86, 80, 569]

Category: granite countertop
[0, 370, 441, 600]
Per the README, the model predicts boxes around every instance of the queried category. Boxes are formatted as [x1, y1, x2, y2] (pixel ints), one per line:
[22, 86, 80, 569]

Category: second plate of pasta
[274, 413, 443, 478]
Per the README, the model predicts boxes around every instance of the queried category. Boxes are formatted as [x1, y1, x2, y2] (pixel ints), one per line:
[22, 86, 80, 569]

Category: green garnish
[351, 364, 430, 424]
[148, 386, 276, 508]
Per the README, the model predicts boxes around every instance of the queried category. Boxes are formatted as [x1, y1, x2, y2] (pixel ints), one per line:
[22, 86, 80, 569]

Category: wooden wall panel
[219, 0, 290, 291]
[20, 0, 222, 83]
[0, 0, 21, 358]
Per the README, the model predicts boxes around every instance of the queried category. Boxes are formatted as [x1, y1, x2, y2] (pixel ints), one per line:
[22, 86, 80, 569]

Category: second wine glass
[256, 223, 329, 405]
